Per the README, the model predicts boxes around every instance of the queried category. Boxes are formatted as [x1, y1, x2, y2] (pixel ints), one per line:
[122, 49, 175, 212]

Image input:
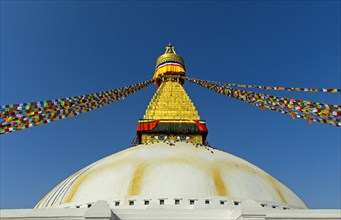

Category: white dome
[36, 142, 306, 209]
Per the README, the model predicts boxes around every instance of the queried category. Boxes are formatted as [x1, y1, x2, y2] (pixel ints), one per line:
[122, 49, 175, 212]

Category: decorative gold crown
[155, 43, 185, 69]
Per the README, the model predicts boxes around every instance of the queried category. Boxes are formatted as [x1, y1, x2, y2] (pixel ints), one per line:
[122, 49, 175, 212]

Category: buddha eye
[154, 135, 168, 140]
[177, 135, 191, 141]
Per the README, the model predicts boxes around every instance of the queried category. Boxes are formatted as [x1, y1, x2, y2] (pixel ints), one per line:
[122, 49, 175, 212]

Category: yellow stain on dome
[63, 145, 170, 201]
[217, 159, 289, 203]
[126, 154, 231, 197]
[64, 156, 138, 203]
[64, 168, 96, 203]
[35, 167, 91, 208]
[128, 162, 147, 196]
[219, 158, 289, 204]
[158, 157, 230, 196]
[212, 168, 228, 196]
[227, 159, 289, 204]
[266, 176, 288, 204]
[35, 184, 59, 208]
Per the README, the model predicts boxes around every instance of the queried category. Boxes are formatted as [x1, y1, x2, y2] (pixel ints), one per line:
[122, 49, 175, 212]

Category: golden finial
[155, 43, 185, 69]
[165, 43, 176, 54]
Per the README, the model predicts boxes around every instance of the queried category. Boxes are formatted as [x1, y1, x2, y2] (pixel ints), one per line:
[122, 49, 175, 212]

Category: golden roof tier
[137, 45, 208, 145]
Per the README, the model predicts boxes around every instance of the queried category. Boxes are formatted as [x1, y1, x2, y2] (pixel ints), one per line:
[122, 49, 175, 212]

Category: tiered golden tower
[136, 44, 208, 144]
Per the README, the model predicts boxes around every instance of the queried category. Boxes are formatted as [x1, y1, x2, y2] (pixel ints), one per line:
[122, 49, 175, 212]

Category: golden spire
[144, 80, 200, 120]
[136, 44, 208, 145]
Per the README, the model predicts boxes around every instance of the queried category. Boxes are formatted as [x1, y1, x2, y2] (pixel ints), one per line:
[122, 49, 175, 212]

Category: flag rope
[0, 79, 155, 135]
[201, 79, 341, 93]
[184, 77, 341, 127]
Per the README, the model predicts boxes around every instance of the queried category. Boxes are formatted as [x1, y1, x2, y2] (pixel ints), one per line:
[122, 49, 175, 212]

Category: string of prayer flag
[201, 79, 341, 93]
[184, 77, 340, 127]
[0, 79, 154, 135]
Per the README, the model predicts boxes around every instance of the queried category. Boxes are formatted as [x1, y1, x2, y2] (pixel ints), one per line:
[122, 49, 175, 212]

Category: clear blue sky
[0, 1, 340, 209]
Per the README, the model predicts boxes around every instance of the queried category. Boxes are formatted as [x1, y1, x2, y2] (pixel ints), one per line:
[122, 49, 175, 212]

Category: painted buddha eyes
[153, 135, 191, 141]
[154, 135, 168, 140]
[177, 135, 191, 141]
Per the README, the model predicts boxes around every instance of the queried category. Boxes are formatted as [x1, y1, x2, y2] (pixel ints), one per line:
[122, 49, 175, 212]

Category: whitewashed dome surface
[36, 142, 306, 209]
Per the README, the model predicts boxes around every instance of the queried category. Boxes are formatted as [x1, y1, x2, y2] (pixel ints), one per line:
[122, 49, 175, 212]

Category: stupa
[1, 44, 339, 220]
